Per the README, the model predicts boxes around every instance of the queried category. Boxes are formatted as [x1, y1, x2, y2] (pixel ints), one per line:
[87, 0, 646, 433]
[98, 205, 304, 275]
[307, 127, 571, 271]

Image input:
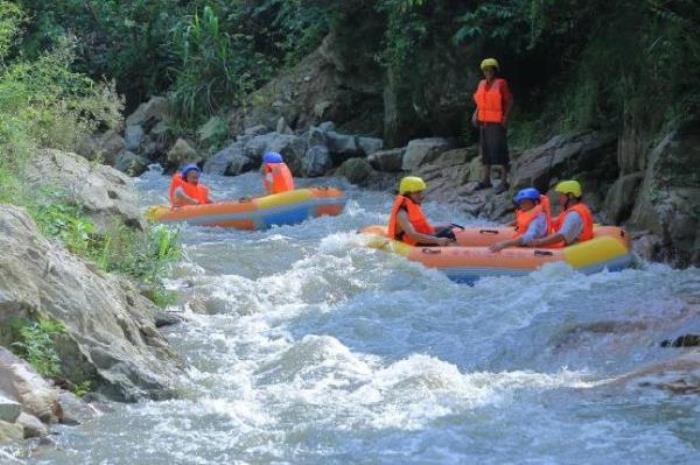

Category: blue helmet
[181, 163, 201, 179]
[513, 187, 540, 204]
[263, 151, 283, 164]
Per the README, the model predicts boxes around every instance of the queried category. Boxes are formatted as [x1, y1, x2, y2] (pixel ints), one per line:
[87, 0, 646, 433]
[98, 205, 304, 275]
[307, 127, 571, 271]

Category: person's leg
[475, 125, 492, 190]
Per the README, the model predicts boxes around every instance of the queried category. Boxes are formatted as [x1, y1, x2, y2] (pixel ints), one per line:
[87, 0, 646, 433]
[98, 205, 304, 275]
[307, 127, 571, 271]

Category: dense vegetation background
[5, 1, 697, 145]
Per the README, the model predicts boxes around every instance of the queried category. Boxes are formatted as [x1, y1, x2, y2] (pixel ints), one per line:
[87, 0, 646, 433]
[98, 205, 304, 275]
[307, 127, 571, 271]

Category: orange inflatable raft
[359, 225, 632, 284]
[147, 187, 345, 230]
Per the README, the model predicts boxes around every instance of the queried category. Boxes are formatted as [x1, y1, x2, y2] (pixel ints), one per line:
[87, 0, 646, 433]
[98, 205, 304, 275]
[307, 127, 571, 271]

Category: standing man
[472, 57, 513, 194]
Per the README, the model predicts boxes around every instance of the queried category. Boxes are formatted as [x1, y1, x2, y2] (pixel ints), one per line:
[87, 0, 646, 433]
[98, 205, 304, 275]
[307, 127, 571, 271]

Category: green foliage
[10, 318, 65, 378]
[71, 380, 92, 398]
[31, 202, 97, 256]
[28, 196, 181, 307]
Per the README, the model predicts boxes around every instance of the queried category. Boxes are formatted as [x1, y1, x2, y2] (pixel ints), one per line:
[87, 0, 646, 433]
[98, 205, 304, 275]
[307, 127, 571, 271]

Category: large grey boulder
[126, 96, 172, 129]
[0, 206, 182, 401]
[628, 120, 700, 267]
[0, 347, 60, 423]
[16, 412, 47, 438]
[603, 172, 644, 224]
[402, 138, 453, 171]
[203, 142, 248, 175]
[114, 151, 149, 177]
[57, 391, 101, 425]
[23, 149, 145, 230]
[167, 138, 200, 167]
[244, 132, 307, 175]
[336, 158, 374, 186]
[511, 132, 617, 190]
[357, 137, 384, 156]
[326, 131, 360, 158]
[302, 145, 333, 177]
[0, 420, 23, 443]
[368, 148, 405, 172]
[77, 129, 126, 165]
[0, 394, 20, 423]
[124, 125, 145, 152]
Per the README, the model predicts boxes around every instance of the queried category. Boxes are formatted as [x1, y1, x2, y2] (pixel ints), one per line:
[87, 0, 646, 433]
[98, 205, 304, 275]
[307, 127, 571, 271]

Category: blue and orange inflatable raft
[147, 187, 346, 230]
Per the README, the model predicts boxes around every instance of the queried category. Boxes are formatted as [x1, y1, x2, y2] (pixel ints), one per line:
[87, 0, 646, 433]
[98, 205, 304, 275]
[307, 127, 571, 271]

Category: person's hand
[501, 116, 508, 127]
[436, 237, 452, 247]
[471, 113, 478, 128]
[489, 242, 506, 253]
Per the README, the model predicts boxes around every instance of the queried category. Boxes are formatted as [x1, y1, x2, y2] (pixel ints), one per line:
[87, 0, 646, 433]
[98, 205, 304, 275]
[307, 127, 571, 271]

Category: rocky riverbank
[0, 152, 184, 442]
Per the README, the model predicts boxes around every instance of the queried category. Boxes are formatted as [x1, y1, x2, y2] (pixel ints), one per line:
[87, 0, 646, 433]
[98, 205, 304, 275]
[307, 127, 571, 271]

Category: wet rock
[318, 121, 336, 133]
[326, 131, 361, 157]
[402, 138, 453, 171]
[197, 117, 228, 146]
[23, 149, 146, 231]
[302, 145, 333, 177]
[276, 116, 294, 134]
[126, 96, 172, 129]
[368, 148, 405, 172]
[307, 126, 327, 147]
[16, 412, 47, 438]
[77, 130, 126, 165]
[0, 348, 60, 423]
[661, 334, 700, 348]
[244, 132, 307, 174]
[612, 350, 700, 395]
[627, 119, 700, 268]
[0, 206, 182, 401]
[415, 148, 473, 203]
[603, 172, 644, 224]
[203, 142, 247, 176]
[511, 131, 617, 191]
[56, 391, 101, 425]
[114, 151, 149, 177]
[124, 125, 145, 152]
[0, 395, 20, 423]
[336, 158, 374, 186]
[167, 138, 199, 167]
[203, 142, 248, 176]
[153, 311, 184, 328]
[0, 420, 23, 443]
[357, 137, 384, 156]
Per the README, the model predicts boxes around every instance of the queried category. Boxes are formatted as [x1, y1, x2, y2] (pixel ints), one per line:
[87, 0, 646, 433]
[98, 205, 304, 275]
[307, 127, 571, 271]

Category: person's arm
[174, 187, 199, 206]
[397, 211, 451, 246]
[502, 80, 513, 126]
[489, 237, 523, 252]
[530, 212, 582, 247]
[471, 108, 478, 127]
[491, 214, 544, 252]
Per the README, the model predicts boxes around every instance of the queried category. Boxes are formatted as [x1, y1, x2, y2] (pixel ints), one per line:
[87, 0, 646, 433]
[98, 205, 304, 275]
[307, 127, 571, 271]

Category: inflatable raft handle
[534, 250, 554, 256]
[479, 229, 500, 235]
[238, 196, 253, 203]
[421, 248, 441, 255]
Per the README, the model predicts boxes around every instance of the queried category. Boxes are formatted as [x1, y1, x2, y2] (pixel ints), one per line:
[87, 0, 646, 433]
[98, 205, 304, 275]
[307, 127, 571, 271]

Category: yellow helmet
[480, 58, 499, 71]
[555, 180, 582, 198]
[399, 176, 427, 194]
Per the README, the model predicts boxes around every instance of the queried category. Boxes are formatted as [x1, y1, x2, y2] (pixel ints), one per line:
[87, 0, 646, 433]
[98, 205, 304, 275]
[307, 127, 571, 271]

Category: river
[13, 170, 700, 464]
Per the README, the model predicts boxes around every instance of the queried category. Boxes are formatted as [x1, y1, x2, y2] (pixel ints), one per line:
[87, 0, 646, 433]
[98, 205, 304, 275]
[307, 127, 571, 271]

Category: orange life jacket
[549, 202, 594, 247]
[473, 78, 509, 124]
[168, 173, 210, 207]
[263, 163, 295, 194]
[515, 204, 546, 239]
[387, 195, 435, 245]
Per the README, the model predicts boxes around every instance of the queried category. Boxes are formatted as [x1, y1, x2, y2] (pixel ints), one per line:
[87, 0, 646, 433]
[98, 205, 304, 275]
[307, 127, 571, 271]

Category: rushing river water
[9, 169, 700, 464]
